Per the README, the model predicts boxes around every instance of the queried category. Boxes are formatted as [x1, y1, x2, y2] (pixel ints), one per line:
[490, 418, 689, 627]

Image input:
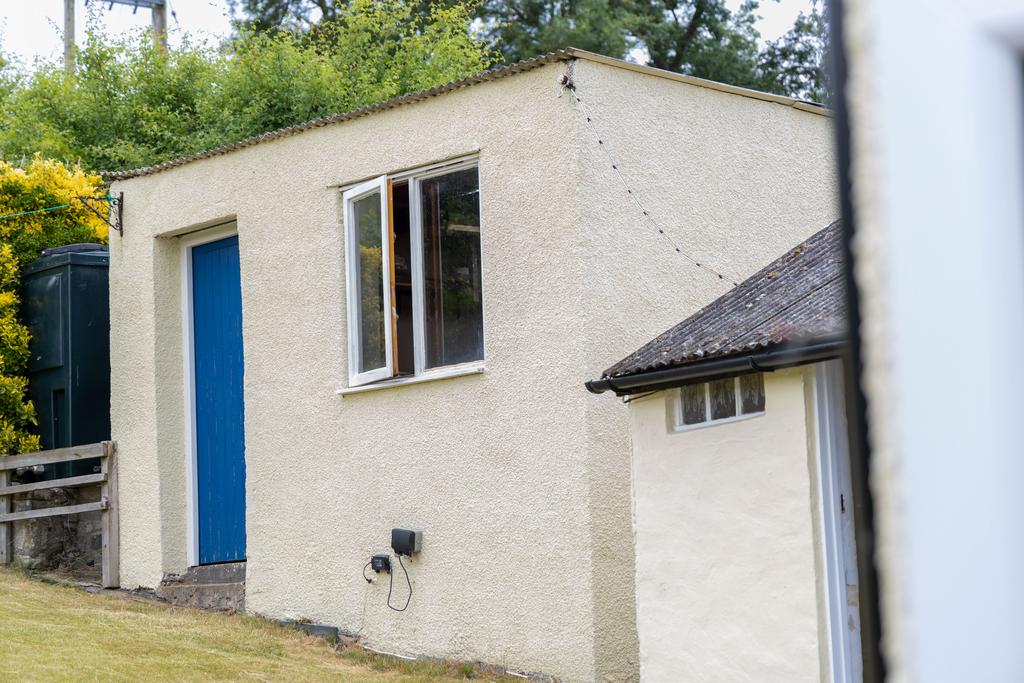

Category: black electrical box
[391, 528, 422, 556]
[22, 244, 110, 479]
[371, 554, 391, 573]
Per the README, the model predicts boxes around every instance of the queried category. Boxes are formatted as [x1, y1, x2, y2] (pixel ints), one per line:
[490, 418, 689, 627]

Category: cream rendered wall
[109, 57, 836, 682]
[629, 369, 823, 682]
[111, 62, 599, 681]
[572, 58, 837, 681]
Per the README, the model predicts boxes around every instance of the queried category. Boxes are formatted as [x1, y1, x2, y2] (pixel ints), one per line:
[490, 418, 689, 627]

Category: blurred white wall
[843, 1, 1024, 680]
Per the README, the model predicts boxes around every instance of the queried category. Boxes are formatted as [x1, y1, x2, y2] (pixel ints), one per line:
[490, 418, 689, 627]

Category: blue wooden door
[192, 236, 246, 565]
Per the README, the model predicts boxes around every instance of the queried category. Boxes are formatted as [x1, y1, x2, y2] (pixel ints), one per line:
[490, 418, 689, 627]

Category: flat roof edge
[103, 47, 830, 182]
[568, 49, 831, 116]
[103, 51, 573, 182]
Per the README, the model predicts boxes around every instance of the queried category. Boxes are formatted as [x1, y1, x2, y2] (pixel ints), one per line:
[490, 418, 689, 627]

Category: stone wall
[12, 485, 102, 579]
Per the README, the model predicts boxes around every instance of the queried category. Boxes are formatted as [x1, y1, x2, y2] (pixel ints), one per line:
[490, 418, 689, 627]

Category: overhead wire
[0, 194, 119, 222]
[561, 63, 740, 287]
[0, 203, 75, 221]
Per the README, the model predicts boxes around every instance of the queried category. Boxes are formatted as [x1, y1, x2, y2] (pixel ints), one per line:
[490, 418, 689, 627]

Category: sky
[0, 0, 815, 66]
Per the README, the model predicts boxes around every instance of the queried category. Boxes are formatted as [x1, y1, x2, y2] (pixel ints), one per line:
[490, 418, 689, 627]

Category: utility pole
[150, 1, 167, 46]
[68, 1, 169, 61]
[105, 0, 168, 48]
[64, 0, 75, 73]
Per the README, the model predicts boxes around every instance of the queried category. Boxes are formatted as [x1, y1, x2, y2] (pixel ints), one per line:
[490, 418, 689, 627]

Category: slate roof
[601, 221, 847, 379]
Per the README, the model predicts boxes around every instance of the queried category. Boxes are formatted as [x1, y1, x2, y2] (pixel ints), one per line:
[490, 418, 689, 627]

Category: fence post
[0, 468, 9, 565]
[100, 441, 119, 588]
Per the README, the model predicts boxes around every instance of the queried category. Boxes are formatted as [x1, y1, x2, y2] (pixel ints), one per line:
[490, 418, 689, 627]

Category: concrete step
[157, 562, 245, 612]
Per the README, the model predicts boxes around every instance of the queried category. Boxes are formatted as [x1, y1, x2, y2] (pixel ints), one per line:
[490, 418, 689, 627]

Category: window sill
[673, 411, 765, 433]
[336, 362, 485, 396]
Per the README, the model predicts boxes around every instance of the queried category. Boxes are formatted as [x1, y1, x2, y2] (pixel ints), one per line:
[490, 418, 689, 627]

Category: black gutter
[585, 337, 847, 396]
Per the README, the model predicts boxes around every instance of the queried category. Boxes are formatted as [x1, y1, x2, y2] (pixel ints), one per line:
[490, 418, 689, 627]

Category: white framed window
[674, 373, 765, 430]
[343, 157, 483, 388]
[343, 175, 394, 386]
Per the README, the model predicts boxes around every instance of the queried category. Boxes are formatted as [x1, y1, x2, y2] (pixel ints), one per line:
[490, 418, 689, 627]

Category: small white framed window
[343, 158, 483, 388]
[674, 373, 765, 430]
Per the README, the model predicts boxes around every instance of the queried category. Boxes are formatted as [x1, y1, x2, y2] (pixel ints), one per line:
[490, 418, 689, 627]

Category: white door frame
[814, 359, 862, 683]
[180, 223, 240, 568]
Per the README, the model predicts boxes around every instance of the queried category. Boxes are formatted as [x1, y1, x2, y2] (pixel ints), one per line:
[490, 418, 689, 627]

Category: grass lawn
[0, 568, 518, 682]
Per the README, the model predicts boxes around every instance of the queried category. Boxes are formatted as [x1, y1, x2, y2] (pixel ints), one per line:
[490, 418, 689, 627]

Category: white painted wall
[109, 55, 836, 681]
[843, 2, 1024, 680]
[629, 368, 824, 682]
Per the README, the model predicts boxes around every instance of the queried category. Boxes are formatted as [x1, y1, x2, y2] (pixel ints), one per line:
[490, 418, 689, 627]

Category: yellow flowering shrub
[0, 157, 108, 259]
[0, 245, 38, 454]
[0, 158, 107, 454]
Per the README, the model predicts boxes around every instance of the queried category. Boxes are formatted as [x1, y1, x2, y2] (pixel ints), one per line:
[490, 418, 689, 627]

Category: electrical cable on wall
[387, 555, 412, 612]
[364, 528, 421, 612]
[362, 554, 413, 611]
[559, 62, 741, 288]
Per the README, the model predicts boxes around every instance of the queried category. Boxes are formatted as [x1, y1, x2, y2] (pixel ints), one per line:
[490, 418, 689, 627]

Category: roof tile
[603, 221, 846, 378]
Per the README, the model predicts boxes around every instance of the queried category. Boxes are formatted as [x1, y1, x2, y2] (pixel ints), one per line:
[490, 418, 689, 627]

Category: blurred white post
[843, 1, 1024, 681]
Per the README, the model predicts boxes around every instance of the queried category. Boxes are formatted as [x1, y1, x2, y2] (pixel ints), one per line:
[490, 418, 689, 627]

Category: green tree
[229, 0, 633, 62]
[0, 0, 493, 171]
[228, 0, 340, 31]
[610, 0, 827, 98]
[230, 0, 830, 101]
[626, 0, 752, 75]
[757, 0, 829, 102]
[473, 0, 831, 99]
[473, 0, 630, 63]
[227, 0, 441, 31]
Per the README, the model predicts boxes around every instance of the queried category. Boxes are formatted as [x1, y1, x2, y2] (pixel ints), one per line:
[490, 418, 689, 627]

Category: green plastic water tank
[22, 244, 110, 479]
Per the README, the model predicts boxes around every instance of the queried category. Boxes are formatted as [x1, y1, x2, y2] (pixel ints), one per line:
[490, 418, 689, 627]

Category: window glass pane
[421, 168, 483, 368]
[681, 384, 706, 425]
[709, 378, 737, 420]
[353, 191, 386, 374]
[392, 182, 414, 375]
[740, 373, 766, 414]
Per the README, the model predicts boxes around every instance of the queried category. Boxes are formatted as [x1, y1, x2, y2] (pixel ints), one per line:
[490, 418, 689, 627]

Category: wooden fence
[0, 441, 118, 588]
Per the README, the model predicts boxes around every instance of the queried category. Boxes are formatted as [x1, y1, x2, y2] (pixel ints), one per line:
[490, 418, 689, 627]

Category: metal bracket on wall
[76, 192, 123, 237]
